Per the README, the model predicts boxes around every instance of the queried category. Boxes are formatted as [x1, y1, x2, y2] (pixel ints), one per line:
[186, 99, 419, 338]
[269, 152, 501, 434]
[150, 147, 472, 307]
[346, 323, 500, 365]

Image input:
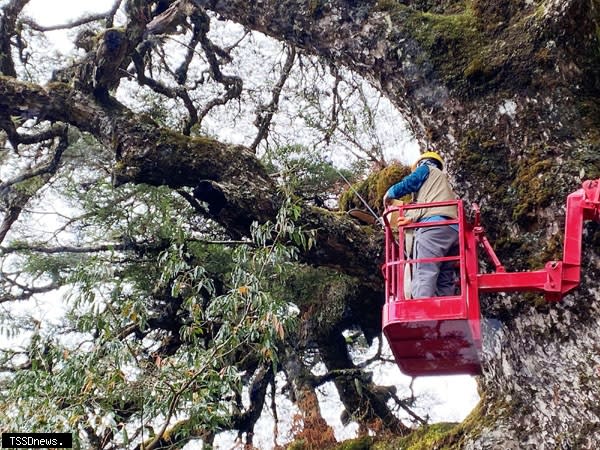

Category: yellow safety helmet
[411, 151, 444, 171]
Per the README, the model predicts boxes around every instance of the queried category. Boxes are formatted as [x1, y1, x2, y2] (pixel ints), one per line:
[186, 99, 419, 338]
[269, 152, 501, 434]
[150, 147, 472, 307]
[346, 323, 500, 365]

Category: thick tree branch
[282, 345, 337, 446]
[231, 364, 273, 444]
[0, 76, 383, 285]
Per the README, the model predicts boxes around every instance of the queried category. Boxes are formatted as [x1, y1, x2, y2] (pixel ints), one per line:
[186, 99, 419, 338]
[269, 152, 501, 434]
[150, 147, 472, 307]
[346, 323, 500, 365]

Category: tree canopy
[1, 0, 599, 449]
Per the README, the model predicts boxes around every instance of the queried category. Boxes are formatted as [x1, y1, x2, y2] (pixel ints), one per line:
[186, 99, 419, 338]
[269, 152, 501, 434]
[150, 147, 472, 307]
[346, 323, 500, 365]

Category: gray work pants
[412, 225, 459, 298]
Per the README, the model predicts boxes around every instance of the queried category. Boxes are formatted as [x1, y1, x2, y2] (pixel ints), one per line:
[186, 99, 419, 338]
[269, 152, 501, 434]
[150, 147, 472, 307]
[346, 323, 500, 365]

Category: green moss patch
[376, 423, 459, 450]
[338, 164, 411, 215]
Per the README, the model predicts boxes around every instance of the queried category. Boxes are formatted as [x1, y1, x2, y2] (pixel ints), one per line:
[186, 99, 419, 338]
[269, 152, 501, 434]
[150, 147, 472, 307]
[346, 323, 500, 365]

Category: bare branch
[0, 129, 69, 243]
[175, 188, 208, 215]
[1, 125, 67, 187]
[0, 281, 61, 303]
[173, 30, 203, 85]
[0, 0, 29, 77]
[15, 124, 69, 146]
[20, 0, 122, 31]
[250, 45, 296, 152]
[0, 114, 20, 150]
[196, 11, 243, 124]
[0, 200, 23, 244]
[270, 377, 279, 445]
[0, 121, 67, 156]
[320, 63, 342, 146]
[311, 368, 365, 387]
[0, 349, 31, 372]
[0, 243, 131, 256]
[390, 390, 428, 425]
[131, 43, 199, 135]
[355, 335, 384, 369]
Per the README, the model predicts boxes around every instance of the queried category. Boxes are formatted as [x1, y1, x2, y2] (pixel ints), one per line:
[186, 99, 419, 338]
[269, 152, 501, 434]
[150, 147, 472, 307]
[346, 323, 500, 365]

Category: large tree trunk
[193, 0, 600, 447]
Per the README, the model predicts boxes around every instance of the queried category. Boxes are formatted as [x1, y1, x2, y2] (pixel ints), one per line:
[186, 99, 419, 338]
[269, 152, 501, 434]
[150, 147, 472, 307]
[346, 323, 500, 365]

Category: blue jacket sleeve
[385, 164, 430, 199]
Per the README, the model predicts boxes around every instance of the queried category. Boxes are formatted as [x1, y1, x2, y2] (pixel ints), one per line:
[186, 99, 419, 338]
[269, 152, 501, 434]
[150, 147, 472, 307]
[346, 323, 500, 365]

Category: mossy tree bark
[2, 0, 600, 447]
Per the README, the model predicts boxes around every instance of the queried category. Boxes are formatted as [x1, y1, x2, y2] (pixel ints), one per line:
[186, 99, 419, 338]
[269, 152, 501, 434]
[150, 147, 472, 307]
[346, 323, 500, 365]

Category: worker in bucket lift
[383, 151, 459, 298]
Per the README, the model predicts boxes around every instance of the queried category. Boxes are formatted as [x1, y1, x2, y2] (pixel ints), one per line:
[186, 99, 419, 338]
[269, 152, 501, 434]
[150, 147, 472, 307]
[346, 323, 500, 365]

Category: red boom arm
[476, 179, 600, 300]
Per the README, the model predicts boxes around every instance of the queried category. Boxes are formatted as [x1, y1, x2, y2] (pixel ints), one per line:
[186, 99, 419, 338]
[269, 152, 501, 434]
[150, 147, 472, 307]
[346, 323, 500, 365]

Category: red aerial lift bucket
[380, 179, 600, 377]
[382, 200, 482, 377]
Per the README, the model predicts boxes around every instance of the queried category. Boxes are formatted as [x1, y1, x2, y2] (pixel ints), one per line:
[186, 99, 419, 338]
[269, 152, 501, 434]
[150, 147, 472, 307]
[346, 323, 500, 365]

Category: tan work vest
[406, 166, 458, 222]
